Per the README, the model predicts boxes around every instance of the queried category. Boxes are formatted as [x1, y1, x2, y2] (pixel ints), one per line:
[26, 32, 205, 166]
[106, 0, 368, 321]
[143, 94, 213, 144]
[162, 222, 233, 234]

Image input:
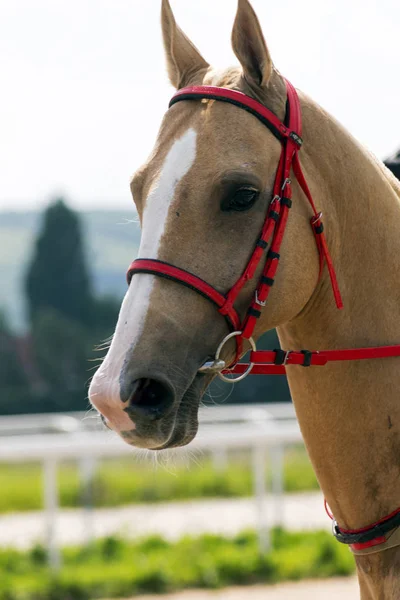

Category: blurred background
[1, 1, 399, 598]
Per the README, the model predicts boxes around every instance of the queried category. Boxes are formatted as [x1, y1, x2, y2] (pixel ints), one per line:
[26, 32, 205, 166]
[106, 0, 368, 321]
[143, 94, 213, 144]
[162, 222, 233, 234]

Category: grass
[0, 447, 319, 514]
[0, 528, 355, 600]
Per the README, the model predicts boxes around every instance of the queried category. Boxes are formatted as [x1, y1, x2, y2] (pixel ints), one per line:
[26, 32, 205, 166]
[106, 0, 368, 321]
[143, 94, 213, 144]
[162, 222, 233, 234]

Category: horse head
[89, 0, 320, 449]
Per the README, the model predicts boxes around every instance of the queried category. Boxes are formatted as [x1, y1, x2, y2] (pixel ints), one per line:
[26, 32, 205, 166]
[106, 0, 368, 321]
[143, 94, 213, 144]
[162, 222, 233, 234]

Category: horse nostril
[124, 378, 175, 421]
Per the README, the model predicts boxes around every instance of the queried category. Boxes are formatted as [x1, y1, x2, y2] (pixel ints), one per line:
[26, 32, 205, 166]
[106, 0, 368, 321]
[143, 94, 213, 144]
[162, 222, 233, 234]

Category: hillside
[0, 210, 141, 331]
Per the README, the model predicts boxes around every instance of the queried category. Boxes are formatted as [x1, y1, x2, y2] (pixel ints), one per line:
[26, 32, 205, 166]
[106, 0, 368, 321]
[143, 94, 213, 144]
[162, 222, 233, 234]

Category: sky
[1, 0, 399, 212]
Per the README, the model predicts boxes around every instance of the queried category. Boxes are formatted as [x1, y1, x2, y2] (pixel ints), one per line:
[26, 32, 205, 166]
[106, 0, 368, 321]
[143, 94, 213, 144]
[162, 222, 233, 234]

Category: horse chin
[161, 375, 207, 448]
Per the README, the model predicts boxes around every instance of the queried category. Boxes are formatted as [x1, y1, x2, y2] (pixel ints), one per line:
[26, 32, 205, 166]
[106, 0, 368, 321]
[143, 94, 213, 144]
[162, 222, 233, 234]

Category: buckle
[198, 359, 226, 374]
[311, 212, 324, 235]
[273, 349, 291, 366]
[255, 290, 267, 307]
[289, 131, 303, 147]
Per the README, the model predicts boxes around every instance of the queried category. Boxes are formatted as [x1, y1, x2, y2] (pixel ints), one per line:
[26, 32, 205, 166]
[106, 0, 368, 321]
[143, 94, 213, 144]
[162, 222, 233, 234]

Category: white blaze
[89, 128, 198, 421]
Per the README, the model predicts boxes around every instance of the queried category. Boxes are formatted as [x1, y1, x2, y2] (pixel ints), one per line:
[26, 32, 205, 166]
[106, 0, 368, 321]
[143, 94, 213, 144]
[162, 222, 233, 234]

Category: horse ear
[231, 0, 273, 87]
[161, 0, 209, 89]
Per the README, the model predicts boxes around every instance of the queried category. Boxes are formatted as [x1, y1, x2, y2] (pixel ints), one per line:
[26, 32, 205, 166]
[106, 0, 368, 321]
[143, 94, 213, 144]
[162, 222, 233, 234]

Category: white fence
[0, 403, 302, 570]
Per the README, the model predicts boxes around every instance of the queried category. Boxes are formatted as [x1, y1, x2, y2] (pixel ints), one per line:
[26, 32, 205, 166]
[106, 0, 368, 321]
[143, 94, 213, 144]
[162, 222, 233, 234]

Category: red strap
[241, 203, 289, 340]
[225, 345, 400, 375]
[170, 86, 292, 142]
[221, 196, 280, 316]
[350, 537, 387, 551]
[127, 259, 242, 331]
[225, 363, 287, 376]
[292, 153, 343, 310]
[285, 79, 303, 136]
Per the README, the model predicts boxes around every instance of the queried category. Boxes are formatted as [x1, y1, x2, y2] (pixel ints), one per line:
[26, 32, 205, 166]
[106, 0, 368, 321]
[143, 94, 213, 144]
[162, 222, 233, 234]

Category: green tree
[30, 309, 92, 412]
[22, 199, 121, 413]
[0, 310, 31, 414]
[25, 198, 94, 326]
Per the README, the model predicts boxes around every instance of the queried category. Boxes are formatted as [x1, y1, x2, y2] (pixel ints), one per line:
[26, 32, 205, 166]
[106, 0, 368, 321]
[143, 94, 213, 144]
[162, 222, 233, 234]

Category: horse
[89, 0, 400, 596]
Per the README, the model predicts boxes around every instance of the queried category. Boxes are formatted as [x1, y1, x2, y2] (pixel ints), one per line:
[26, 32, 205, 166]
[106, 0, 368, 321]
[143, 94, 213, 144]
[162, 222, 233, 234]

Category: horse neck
[277, 93, 400, 526]
[277, 96, 400, 596]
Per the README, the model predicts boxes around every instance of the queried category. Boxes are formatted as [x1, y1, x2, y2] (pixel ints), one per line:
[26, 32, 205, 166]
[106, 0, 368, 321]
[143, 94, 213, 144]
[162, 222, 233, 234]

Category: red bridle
[128, 80, 345, 375]
[127, 80, 400, 380]
[127, 79, 400, 551]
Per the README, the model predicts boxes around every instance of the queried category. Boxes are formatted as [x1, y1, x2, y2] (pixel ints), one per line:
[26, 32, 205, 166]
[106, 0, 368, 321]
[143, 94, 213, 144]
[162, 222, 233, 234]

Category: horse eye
[221, 187, 259, 212]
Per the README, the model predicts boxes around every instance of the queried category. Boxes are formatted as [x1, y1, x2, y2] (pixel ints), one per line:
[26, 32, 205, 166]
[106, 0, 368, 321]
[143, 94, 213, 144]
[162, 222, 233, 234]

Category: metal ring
[215, 332, 256, 383]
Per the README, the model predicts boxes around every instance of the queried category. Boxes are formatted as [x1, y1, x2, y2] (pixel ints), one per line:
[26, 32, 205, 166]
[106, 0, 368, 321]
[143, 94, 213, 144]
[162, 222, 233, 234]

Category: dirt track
[112, 577, 359, 600]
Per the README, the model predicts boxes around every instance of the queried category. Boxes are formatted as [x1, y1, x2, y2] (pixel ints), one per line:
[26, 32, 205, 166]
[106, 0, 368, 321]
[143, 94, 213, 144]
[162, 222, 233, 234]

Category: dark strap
[333, 511, 400, 546]
[324, 499, 400, 550]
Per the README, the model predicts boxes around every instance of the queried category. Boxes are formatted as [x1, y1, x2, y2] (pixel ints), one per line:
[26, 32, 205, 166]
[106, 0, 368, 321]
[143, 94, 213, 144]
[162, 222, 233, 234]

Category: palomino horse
[89, 0, 400, 596]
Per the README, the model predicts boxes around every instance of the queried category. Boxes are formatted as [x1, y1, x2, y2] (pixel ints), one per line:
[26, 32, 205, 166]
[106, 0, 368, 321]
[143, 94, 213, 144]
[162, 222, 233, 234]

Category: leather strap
[325, 500, 400, 553]
[127, 259, 242, 332]
[169, 85, 294, 143]
[225, 345, 400, 376]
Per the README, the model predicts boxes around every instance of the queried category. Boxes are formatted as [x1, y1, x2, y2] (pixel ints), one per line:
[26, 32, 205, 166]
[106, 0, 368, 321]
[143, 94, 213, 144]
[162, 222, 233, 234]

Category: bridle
[127, 80, 400, 381]
[128, 80, 345, 381]
[127, 79, 400, 552]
